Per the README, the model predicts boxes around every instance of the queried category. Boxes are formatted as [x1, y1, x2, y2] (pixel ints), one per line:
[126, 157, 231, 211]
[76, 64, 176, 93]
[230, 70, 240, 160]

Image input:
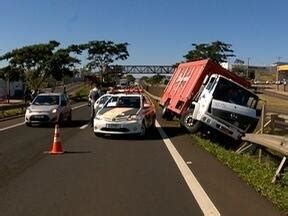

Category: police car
[93, 93, 156, 137]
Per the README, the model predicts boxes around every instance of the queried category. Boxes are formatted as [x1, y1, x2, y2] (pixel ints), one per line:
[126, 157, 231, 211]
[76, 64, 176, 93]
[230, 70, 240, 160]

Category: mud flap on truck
[162, 105, 174, 121]
[180, 109, 202, 133]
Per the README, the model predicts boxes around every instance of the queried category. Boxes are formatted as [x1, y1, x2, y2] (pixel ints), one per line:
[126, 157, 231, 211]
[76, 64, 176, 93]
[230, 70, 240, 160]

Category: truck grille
[211, 108, 258, 132]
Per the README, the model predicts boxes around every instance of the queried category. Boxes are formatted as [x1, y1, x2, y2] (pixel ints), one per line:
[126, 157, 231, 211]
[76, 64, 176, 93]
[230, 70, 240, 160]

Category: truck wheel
[180, 109, 202, 133]
[162, 106, 173, 121]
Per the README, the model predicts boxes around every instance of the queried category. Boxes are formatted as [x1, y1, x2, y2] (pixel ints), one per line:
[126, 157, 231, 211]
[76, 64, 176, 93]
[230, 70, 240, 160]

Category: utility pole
[246, 57, 250, 79]
[276, 57, 282, 82]
[277, 56, 282, 63]
[7, 77, 10, 104]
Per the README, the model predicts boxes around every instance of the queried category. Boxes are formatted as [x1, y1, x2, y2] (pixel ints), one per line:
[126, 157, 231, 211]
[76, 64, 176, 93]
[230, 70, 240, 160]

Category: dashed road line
[72, 104, 87, 110]
[80, 124, 89, 129]
[0, 122, 25, 132]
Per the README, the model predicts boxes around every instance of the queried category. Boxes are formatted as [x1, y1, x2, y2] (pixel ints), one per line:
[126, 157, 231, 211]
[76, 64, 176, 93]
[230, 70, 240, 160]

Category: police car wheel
[139, 122, 146, 137]
[94, 132, 103, 137]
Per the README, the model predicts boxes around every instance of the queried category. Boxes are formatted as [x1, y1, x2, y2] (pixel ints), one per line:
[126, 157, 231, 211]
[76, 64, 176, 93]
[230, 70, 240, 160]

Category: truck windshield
[213, 77, 258, 109]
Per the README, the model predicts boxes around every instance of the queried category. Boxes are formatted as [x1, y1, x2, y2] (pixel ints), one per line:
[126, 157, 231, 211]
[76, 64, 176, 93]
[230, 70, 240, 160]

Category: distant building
[0, 79, 24, 98]
[0, 79, 6, 99]
[277, 64, 288, 82]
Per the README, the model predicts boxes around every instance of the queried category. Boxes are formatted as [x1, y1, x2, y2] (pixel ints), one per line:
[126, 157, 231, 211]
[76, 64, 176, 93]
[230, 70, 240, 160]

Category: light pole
[246, 57, 250, 79]
[276, 57, 282, 82]
[277, 56, 282, 63]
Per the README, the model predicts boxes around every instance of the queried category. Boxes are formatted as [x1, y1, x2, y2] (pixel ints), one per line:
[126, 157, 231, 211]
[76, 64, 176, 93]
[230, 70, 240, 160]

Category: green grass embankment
[193, 136, 288, 212]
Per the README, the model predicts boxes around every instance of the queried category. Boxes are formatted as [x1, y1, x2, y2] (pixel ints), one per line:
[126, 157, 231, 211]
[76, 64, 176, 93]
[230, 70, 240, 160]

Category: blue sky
[0, 0, 287, 66]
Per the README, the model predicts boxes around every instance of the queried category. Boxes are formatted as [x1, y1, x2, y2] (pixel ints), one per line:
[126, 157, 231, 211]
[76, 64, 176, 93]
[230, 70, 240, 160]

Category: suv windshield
[33, 95, 60, 106]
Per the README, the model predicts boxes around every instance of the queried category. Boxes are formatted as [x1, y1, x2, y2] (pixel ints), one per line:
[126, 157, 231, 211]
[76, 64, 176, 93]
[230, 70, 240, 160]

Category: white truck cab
[181, 74, 260, 140]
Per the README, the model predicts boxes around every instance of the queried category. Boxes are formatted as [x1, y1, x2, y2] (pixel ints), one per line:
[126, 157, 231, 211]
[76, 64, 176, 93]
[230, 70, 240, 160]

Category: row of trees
[0, 39, 236, 93]
[0, 40, 129, 92]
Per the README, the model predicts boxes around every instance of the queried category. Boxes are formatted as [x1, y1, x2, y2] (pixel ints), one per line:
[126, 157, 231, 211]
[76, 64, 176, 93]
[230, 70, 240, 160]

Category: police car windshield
[105, 96, 140, 108]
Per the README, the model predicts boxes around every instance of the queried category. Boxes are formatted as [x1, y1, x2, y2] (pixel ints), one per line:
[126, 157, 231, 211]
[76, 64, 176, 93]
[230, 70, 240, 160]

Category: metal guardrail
[238, 105, 288, 183]
[0, 103, 26, 112]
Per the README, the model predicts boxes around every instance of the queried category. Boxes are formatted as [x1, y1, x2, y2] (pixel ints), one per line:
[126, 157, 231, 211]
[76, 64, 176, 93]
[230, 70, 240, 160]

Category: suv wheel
[67, 111, 72, 122]
[139, 122, 146, 137]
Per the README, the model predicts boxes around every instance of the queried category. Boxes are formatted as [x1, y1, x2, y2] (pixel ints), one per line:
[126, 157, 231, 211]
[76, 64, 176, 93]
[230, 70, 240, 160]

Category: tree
[81, 40, 129, 84]
[148, 74, 165, 85]
[184, 41, 235, 64]
[126, 74, 136, 83]
[0, 41, 80, 91]
[0, 65, 23, 81]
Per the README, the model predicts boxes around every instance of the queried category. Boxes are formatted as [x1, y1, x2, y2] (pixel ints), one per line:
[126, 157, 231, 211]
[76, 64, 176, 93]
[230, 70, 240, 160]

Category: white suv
[25, 93, 72, 126]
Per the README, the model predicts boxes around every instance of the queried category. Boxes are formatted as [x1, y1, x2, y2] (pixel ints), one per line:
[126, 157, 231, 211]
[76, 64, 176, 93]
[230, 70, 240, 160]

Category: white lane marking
[156, 120, 220, 216]
[0, 122, 25, 132]
[75, 104, 90, 129]
[0, 103, 87, 132]
[80, 124, 89, 129]
[72, 103, 87, 110]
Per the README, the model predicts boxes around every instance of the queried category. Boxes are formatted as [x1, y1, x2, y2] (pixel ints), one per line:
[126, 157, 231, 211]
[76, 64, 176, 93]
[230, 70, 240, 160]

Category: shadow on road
[97, 126, 186, 141]
[30, 120, 89, 128]
[160, 126, 187, 137]
[65, 120, 89, 128]
[64, 151, 92, 154]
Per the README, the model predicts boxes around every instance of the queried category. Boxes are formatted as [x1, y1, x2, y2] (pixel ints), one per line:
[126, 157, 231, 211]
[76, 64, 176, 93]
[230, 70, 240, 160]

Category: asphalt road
[0, 103, 283, 216]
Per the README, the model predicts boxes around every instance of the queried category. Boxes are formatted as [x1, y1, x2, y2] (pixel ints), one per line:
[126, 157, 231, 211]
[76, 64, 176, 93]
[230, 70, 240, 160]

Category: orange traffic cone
[47, 124, 64, 154]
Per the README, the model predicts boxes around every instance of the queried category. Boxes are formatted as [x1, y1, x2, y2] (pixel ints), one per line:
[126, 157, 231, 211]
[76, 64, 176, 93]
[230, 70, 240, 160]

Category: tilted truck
[160, 59, 261, 141]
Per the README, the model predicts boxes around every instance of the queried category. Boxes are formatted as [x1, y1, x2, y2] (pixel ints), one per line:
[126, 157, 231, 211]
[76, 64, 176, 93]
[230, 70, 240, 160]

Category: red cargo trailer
[160, 59, 250, 116]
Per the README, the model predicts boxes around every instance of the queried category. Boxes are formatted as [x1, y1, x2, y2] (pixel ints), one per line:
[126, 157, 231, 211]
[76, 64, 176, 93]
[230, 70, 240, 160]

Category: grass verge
[0, 107, 26, 119]
[69, 84, 90, 102]
[192, 135, 288, 212]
